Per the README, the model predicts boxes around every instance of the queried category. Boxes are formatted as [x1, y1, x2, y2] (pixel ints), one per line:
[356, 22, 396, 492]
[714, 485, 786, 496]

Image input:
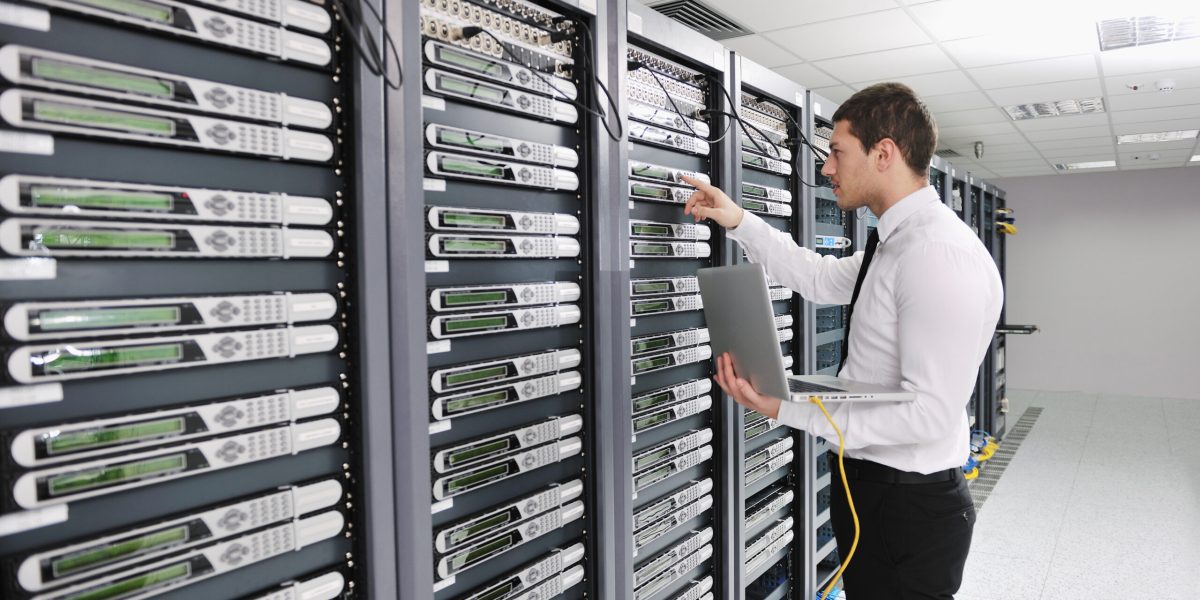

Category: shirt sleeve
[774, 241, 993, 456]
[727, 211, 863, 306]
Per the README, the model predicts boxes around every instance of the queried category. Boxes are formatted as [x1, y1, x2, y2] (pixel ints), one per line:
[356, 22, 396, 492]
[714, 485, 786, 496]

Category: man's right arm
[680, 175, 861, 305]
[728, 211, 861, 306]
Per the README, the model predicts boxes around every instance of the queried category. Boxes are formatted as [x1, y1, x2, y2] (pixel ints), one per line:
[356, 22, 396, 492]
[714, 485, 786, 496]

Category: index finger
[679, 174, 712, 192]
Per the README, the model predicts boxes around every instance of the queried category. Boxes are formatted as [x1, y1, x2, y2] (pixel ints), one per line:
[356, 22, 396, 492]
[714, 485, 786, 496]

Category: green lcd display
[742, 152, 767, 167]
[51, 525, 188, 577]
[442, 290, 509, 307]
[436, 46, 506, 79]
[34, 101, 176, 136]
[632, 165, 672, 181]
[447, 463, 510, 493]
[443, 315, 509, 333]
[633, 338, 670, 353]
[441, 211, 507, 229]
[635, 465, 670, 489]
[36, 306, 182, 332]
[743, 200, 766, 212]
[442, 238, 508, 253]
[440, 156, 508, 179]
[745, 423, 769, 439]
[67, 562, 190, 600]
[36, 228, 175, 250]
[75, 0, 173, 22]
[632, 224, 671, 237]
[634, 412, 669, 431]
[634, 392, 671, 412]
[741, 183, 766, 197]
[45, 417, 185, 456]
[448, 439, 511, 467]
[633, 243, 669, 256]
[437, 129, 507, 153]
[36, 343, 184, 373]
[472, 581, 516, 600]
[31, 186, 174, 211]
[635, 448, 672, 470]
[632, 184, 670, 199]
[47, 454, 186, 497]
[32, 58, 174, 98]
[451, 534, 514, 571]
[449, 511, 512, 547]
[446, 390, 510, 414]
[745, 453, 767, 470]
[444, 364, 511, 388]
[633, 300, 670, 315]
[634, 283, 673, 297]
[439, 74, 508, 103]
[633, 356, 670, 374]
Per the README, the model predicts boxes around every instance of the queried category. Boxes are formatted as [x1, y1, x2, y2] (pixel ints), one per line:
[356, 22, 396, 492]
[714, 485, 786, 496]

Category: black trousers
[829, 459, 976, 599]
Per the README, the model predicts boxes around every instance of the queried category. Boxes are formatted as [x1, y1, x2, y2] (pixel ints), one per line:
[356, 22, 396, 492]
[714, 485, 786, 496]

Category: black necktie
[840, 228, 880, 371]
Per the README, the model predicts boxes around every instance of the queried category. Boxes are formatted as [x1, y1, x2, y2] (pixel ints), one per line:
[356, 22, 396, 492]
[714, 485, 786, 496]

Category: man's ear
[873, 138, 899, 172]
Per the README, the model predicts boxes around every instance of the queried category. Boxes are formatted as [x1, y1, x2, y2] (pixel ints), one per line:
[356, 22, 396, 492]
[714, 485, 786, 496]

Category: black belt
[834, 456, 961, 485]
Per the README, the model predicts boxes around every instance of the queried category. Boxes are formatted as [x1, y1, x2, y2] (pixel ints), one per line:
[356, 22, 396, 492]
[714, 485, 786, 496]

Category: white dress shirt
[728, 185, 1003, 474]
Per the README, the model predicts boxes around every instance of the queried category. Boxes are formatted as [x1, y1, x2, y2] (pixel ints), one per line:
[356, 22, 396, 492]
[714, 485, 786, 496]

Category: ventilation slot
[648, 0, 752, 40]
[936, 149, 963, 158]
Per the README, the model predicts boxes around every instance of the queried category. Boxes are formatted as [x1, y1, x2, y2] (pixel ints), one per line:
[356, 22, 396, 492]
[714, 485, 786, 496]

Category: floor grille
[969, 407, 1042, 509]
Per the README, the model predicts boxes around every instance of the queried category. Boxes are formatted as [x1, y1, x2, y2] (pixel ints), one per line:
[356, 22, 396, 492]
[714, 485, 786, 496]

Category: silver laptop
[697, 263, 915, 403]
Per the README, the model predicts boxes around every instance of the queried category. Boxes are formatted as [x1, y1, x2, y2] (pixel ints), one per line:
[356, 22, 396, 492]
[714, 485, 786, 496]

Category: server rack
[929, 155, 950, 205]
[978, 182, 1006, 439]
[732, 54, 806, 600]
[802, 91, 855, 599]
[0, 0, 382, 598]
[625, 3, 731, 598]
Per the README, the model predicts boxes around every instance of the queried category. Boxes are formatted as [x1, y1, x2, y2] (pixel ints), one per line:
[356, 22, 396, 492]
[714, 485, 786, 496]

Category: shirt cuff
[775, 398, 816, 433]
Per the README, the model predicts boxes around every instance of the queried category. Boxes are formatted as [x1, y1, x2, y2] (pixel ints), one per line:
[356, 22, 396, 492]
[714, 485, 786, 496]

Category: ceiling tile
[921, 90, 995, 113]
[1105, 87, 1200, 111]
[936, 121, 1018, 139]
[1118, 148, 1193, 161]
[772, 63, 841, 89]
[944, 140, 1034, 155]
[980, 157, 1052, 168]
[763, 10, 930, 62]
[908, 0, 1003, 42]
[1038, 150, 1116, 162]
[815, 45, 955, 83]
[1104, 66, 1200, 97]
[1057, 167, 1119, 175]
[939, 132, 1029, 146]
[1109, 104, 1200, 125]
[1096, 138, 1195, 153]
[703, 0, 898, 33]
[811, 85, 855, 105]
[1111, 118, 1200, 136]
[1033, 136, 1114, 151]
[1012, 112, 1112, 132]
[1099, 39, 1200, 77]
[941, 22, 1097, 68]
[984, 79, 1104, 107]
[969, 55, 1098, 90]
[1022, 125, 1114, 142]
[722, 35, 803, 68]
[934, 107, 1009, 128]
[859, 70, 979, 96]
[990, 166, 1057, 177]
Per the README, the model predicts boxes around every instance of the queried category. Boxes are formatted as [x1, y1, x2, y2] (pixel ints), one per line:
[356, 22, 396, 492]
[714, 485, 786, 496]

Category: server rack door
[733, 54, 808, 600]
[0, 2, 368, 598]
[626, 4, 729, 599]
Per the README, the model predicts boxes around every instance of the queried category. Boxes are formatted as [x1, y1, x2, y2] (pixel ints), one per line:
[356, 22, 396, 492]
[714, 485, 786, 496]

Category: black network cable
[753, 94, 829, 161]
[331, 0, 402, 89]
[701, 73, 785, 159]
[462, 26, 623, 142]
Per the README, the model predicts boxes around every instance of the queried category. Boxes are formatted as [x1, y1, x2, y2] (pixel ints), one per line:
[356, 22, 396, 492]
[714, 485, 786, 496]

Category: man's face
[821, 120, 877, 211]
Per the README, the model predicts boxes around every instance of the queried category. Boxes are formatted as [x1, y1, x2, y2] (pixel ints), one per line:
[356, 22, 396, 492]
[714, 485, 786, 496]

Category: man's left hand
[714, 352, 783, 420]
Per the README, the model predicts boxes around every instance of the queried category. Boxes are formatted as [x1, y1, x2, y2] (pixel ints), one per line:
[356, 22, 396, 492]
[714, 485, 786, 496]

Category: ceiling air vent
[647, 0, 751, 40]
[935, 149, 963, 158]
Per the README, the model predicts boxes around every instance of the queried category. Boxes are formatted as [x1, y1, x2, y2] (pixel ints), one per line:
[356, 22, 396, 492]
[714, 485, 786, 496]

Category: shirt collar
[876, 185, 939, 243]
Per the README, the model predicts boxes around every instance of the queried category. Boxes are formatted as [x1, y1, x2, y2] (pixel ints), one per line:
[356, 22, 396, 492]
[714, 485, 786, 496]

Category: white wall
[995, 166, 1200, 400]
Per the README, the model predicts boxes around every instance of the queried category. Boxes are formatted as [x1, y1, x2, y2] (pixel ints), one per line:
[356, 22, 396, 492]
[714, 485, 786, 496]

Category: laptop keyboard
[787, 379, 845, 394]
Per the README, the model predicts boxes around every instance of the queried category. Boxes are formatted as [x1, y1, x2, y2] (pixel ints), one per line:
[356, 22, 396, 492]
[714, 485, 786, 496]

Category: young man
[682, 83, 1002, 599]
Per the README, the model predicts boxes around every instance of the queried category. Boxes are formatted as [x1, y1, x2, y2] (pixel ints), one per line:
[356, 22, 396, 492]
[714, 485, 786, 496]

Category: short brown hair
[831, 83, 937, 176]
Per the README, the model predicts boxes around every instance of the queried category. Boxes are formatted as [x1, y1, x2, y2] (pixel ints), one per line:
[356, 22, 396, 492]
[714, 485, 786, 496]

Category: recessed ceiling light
[1192, 154, 1200, 161]
[1116, 129, 1199, 144]
[1054, 160, 1117, 170]
[1003, 98, 1105, 121]
[1097, 16, 1200, 51]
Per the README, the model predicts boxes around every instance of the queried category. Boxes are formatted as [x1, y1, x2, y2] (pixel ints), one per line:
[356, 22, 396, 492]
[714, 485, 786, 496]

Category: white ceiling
[699, 0, 1200, 177]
